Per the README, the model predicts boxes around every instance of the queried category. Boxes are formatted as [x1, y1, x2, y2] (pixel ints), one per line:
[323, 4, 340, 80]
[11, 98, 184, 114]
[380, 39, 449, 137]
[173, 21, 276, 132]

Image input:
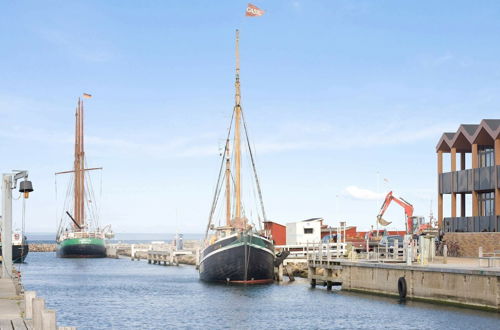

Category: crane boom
[377, 191, 414, 234]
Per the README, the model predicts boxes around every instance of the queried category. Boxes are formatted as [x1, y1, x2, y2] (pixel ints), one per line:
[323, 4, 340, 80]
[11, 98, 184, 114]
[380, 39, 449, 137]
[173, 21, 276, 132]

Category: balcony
[443, 216, 500, 232]
[439, 165, 499, 194]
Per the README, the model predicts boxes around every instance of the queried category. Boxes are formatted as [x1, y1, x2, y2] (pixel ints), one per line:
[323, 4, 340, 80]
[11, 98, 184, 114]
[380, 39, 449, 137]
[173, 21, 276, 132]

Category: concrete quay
[0, 270, 75, 330]
[0, 277, 23, 325]
[308, 257, 500, 312]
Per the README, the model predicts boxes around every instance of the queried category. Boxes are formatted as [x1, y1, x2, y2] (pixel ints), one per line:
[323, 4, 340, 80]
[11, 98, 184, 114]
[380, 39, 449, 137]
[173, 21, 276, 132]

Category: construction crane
[377, 191, 414, 234]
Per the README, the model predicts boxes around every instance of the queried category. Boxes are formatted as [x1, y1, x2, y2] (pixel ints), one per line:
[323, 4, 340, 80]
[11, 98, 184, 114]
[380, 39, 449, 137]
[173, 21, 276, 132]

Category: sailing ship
[199, 30, 275, 284]
[0, 230, 29, 263]
[55, 96, 113, 258]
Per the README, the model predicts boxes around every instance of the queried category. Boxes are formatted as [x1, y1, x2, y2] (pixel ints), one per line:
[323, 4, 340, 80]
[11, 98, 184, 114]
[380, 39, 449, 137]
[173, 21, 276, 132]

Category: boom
[377, 191, 414, 234]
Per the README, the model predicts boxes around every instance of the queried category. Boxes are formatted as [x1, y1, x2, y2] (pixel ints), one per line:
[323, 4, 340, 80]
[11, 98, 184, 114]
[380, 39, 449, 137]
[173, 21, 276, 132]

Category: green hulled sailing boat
[55, 95, 113, 258]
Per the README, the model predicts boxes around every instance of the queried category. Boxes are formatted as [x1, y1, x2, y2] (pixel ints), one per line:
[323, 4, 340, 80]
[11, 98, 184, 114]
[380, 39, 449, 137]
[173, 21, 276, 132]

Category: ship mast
[234, 29, 242, 222]
[74, 99, 85, 230]
[225, 139, 231, 226]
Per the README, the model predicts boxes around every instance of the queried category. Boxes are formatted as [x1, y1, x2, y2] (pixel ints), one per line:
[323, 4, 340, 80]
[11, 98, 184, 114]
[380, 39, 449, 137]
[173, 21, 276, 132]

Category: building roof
[302, 218, 323, 222]
[436, 119, 500, 152]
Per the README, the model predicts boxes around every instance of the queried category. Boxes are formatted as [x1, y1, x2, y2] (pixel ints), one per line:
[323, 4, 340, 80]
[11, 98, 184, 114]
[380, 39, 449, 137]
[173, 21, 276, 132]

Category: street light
[2, 170, 34, 278]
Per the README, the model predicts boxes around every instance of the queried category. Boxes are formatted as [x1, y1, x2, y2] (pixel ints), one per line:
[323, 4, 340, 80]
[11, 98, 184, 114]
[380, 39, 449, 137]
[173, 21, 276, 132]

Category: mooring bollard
[32, 297, 45, 330]
[42, 309, 57, 330]
[25, 291, 37, 319]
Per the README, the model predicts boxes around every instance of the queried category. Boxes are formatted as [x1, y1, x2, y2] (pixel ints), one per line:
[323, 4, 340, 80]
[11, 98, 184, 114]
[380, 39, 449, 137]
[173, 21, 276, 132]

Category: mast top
[235, 29, 241, 107]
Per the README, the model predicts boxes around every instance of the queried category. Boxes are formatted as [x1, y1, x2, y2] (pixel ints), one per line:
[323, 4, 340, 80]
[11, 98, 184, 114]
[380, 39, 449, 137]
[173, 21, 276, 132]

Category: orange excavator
[377, 191, 414, 234]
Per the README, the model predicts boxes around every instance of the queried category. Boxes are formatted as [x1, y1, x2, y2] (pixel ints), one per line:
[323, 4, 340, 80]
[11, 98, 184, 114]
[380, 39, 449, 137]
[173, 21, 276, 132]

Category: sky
[1, 1, 500, 234]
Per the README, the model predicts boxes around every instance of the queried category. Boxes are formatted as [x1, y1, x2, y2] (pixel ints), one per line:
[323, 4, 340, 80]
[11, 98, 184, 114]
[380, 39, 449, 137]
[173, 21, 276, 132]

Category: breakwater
[28, 244, 56, 252]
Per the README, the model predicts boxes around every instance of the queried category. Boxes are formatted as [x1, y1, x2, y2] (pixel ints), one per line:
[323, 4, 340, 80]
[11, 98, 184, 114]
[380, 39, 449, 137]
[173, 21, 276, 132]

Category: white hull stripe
[200, 242, 274, 265]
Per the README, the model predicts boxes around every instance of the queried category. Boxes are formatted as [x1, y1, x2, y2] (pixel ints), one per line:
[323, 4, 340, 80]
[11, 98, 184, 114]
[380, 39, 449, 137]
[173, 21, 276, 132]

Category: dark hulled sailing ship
[55, 95, 113, 258]
[199, 30, 275, 284]
[0, 231, 29, 263]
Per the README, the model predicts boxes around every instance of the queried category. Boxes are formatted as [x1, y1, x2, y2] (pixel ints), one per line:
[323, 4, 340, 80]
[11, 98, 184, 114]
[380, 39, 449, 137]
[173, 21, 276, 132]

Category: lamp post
[1, 170, 33, 278]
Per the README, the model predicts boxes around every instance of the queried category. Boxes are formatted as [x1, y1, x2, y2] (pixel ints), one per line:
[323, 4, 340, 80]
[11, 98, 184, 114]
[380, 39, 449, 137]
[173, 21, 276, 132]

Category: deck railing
[306, 240, 412, 263]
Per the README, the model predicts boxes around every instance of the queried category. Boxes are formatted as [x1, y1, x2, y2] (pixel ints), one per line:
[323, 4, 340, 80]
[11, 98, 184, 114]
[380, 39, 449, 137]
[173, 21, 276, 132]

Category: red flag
[246, 3, 265, 17]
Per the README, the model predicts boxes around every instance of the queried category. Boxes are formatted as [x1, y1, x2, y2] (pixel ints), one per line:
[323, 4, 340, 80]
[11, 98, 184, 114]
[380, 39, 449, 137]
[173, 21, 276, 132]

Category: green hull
[56, 237, 106, 258]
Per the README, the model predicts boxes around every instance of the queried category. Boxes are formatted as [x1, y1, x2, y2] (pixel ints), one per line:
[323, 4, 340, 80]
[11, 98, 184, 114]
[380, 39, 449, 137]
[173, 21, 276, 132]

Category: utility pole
[1, 174, 13, 278]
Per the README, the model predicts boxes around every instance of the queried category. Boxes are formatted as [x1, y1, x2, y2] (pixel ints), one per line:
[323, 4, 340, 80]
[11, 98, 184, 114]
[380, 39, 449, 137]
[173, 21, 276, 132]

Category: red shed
[263, 221, 286, 245]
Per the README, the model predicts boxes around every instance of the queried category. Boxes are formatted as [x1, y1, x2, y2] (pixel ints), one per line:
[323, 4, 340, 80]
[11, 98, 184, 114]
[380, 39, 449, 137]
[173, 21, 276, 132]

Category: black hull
[199, 240, 274, 284]
[0, 245, 29, 263]
[56, 244, 106, 258]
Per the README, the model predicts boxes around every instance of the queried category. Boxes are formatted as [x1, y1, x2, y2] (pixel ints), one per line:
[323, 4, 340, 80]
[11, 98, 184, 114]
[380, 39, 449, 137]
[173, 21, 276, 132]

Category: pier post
[42, 309, 57, 330]
[32, 297, 45, 330]
[308, 266, 316, 288]
[443, 244, 448, 264]
[25, 291, 36, 319]
[326, 268, 333, 290]
[366, 238, 369, 260]
[406, 245, 412, 265]
[277, 264, 283, 281]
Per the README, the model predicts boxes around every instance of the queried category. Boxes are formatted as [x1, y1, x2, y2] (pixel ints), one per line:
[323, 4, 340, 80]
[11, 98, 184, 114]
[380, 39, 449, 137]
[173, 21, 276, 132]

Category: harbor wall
[443, 233, 500, 257]
[28, 244, 56, 252]
[338, 262, 500, 311]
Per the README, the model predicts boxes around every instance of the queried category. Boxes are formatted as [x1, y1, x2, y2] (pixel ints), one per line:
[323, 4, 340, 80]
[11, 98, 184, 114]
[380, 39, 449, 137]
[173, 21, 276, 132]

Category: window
[304, 228, 313, 234]
[478, 192, 495, 216]
[478, 146, 494, 167]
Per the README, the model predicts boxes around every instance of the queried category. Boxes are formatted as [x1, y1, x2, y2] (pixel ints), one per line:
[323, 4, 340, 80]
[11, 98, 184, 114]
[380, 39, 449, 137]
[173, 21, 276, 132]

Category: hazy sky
[2, 1, 500, 233]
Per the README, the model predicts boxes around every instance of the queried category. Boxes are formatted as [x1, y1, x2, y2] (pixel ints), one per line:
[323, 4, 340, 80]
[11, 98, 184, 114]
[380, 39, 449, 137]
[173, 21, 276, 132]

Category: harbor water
[20, 252, 500, 329]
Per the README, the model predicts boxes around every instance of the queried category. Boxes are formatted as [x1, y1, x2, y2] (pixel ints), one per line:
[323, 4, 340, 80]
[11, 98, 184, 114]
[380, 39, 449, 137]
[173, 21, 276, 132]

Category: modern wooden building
[436, 119, 500, 233]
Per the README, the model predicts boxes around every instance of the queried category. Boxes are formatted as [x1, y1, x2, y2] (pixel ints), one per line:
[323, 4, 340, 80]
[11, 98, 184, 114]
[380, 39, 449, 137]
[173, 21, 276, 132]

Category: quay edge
[308, 260, 500, 312]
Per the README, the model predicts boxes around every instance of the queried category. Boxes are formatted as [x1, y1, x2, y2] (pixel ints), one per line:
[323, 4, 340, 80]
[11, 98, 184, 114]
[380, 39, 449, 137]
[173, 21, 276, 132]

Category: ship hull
[56, 238, 106, 258]
[0, 244, 29, 263]
[199, 233, 274, 284]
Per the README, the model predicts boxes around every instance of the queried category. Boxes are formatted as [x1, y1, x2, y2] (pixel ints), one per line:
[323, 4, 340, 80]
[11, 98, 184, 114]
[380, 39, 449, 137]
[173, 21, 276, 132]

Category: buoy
[398, 277, 407, 299]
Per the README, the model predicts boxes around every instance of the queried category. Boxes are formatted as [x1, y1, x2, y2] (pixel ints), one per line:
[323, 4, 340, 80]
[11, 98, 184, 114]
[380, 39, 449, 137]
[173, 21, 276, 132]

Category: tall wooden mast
[234, 29, 242, 221]
[74, 98, 85, 229]
[225, 139, 231, 226]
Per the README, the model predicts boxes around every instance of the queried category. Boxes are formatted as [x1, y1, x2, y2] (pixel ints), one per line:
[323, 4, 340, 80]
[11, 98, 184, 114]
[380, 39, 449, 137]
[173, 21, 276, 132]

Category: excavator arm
[377, 191, 414, 234]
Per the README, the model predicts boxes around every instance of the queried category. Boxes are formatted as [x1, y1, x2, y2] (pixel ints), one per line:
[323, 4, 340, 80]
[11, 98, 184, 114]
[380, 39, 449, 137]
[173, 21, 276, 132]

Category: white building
[286, 218, 323, 245]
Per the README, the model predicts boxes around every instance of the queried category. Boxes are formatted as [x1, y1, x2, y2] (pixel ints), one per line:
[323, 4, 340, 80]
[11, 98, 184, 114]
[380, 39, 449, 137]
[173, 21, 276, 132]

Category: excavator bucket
[377, 217, 392, 226]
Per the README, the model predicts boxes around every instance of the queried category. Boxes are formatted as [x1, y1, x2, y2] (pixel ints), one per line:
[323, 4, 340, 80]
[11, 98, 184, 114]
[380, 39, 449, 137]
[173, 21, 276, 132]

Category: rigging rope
[205, 110, 235, 240]
[241, 109, 267, 223]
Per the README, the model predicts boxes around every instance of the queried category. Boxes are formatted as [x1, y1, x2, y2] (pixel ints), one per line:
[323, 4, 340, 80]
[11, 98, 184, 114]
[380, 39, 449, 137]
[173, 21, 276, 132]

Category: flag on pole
[246, 3, 265, 17]
[83, 93, 92, 99]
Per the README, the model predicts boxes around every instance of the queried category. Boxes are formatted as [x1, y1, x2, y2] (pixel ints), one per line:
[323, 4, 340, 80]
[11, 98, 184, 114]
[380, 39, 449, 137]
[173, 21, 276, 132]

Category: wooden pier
[106, 242, 197, 266]
[146, 250, 192, 266]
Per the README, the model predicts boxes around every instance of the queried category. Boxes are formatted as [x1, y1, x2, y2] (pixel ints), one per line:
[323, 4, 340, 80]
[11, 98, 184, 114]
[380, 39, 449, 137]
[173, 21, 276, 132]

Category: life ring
[398, 277, 407, 299]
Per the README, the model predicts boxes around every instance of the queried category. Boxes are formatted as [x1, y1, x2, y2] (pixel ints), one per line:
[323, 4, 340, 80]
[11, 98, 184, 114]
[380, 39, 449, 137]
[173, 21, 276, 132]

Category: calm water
[20, 253, 500, 330]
